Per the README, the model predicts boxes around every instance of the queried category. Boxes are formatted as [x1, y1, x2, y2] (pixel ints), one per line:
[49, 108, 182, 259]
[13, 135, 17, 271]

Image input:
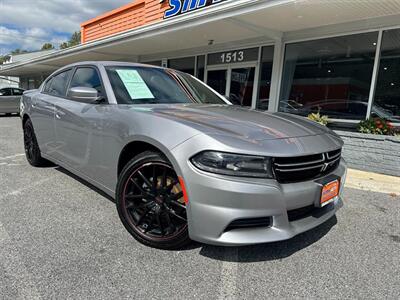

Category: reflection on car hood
[141, 104, 329, 141]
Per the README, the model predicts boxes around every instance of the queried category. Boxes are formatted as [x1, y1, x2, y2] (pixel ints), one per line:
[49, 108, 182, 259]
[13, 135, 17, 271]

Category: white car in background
[0, 87, 25, 115]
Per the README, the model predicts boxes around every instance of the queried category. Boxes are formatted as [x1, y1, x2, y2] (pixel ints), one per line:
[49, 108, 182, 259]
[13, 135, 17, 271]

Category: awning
[1, 0, 400, 77]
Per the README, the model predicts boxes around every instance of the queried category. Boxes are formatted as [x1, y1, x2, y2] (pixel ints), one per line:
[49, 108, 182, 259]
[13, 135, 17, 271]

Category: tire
[116, 151, 191, 250]
[23, 118, 48, 167]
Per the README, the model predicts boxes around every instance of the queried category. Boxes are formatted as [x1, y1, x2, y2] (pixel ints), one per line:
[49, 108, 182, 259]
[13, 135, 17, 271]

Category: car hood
[146, 104, 329, 141]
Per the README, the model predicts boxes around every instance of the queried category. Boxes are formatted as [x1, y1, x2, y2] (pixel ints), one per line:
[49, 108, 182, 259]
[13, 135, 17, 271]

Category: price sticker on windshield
[116, 69, 154, 100]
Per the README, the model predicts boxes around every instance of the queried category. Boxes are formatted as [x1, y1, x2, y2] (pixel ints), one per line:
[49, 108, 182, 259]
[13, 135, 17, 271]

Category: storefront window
[373, 29, 400, 123]
[168, 56, 195, 75]
[19, 77, 29, 90]
[21, 76, 44, 89]
[257, 46, 274, 110]
[196, 55, 205, 81]
[280, 32, 378, 120]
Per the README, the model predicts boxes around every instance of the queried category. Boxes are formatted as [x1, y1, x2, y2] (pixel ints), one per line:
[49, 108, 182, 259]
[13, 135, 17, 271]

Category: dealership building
[1, 0, 400, 127]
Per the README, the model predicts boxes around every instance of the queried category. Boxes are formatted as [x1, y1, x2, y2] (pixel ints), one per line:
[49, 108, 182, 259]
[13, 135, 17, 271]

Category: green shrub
[307, 112, 329, 126]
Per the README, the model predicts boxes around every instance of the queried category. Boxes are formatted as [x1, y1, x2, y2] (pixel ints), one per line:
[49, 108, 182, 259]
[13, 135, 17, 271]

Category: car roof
[62, 61, 164, 69]
[47, 61, 168, 79]
[0, 87, 23, 90]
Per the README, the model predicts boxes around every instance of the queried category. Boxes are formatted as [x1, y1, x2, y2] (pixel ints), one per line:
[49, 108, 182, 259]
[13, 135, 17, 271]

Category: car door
[0, 88, 16, 113]
[53, 66, 109, 180]
[32, 70, 72, 157]
[11, 88, 24, 112]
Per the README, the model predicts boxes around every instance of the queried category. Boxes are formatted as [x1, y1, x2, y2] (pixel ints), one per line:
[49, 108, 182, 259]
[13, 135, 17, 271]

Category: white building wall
[0, 76, 19, 89]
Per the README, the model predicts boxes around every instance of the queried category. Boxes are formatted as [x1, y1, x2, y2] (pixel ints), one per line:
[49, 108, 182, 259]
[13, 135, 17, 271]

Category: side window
[12, 89, 24, 96]
[0, 88, 12, 96]
[49, 70, 72, 97]
[43, 78, 53, 93]
[69, 67, 104, 95]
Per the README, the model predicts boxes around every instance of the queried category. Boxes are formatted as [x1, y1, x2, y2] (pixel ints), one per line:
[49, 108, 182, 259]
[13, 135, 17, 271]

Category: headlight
[190, 151, 274, 178]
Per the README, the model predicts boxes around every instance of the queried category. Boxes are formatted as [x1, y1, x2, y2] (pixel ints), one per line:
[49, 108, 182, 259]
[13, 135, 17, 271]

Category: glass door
[229, 67, 255, 107]
[206, 63, 258, 107]
[207, 69, 227, 96]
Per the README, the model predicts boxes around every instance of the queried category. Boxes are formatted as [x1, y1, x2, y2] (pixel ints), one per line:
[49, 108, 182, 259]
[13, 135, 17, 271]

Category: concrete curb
[345, 168, 400, 195]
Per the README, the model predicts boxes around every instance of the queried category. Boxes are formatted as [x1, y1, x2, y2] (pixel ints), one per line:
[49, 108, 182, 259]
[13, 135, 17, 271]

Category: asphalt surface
[0, 115, 399, 299]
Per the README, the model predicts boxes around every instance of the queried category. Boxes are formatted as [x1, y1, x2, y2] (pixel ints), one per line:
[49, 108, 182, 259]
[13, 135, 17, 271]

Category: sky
[0, 0, 131, 55]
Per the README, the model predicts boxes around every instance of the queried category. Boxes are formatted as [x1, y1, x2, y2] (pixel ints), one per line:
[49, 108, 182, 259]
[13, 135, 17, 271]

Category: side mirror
[67, 87, 99, 103]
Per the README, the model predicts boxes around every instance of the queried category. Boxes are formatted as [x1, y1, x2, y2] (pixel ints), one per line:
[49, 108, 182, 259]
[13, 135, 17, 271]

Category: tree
[59, 31, 81, 49]
[11, 49, 29, 55]
[59, 42, 69, 49]
[41, 43, 54, 50]
[69, 31, 81, 47]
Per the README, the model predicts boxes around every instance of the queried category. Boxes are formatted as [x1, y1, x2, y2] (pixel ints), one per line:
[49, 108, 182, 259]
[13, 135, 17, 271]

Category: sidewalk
[346, 168, 400, 195]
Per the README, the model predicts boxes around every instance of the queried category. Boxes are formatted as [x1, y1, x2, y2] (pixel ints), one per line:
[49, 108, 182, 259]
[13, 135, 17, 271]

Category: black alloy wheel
[116, 151, 190, 249]
[23, 118, 46, 167]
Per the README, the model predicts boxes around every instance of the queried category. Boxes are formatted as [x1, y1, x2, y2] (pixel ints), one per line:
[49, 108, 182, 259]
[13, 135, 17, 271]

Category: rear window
[12, 89, 24, 96]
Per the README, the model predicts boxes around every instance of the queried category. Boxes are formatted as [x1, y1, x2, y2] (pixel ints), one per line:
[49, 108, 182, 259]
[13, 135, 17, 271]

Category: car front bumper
[180, 159, 347, 246]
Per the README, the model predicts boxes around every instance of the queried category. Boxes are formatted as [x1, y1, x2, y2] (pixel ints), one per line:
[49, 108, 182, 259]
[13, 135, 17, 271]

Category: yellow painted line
[345, 168, 400, 195]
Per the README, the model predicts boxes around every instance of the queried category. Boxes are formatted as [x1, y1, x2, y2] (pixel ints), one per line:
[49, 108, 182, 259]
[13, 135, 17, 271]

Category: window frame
[276, 28, 400, 126]
[278, 30, 382, 123]
[256, 45, 275, 111]
[368, 29, 400, 124]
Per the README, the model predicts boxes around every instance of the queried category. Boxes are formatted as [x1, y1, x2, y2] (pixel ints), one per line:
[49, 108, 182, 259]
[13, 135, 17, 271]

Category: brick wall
[335, 130, 400, 176]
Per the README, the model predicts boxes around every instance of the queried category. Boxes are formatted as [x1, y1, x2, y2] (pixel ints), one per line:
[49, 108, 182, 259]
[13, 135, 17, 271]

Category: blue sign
[163, 0, 228, 19]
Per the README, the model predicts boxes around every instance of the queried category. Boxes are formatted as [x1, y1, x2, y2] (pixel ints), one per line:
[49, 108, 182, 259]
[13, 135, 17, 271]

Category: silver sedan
[0, 87, 24, 115]
[20, 62, 346, 249]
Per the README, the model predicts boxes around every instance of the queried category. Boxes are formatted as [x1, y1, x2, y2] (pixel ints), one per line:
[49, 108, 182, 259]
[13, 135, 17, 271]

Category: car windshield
[106, 66, 226, 105]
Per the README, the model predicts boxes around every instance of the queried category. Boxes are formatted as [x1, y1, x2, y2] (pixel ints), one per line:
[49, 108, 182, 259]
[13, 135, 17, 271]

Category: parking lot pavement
[0, 116, 399, 299]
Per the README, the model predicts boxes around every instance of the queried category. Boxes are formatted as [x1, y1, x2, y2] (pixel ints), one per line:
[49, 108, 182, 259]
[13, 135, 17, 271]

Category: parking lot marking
[218, 247, 239, 300]
[0, 222, 41, 299]
[0, 154, 25, 160]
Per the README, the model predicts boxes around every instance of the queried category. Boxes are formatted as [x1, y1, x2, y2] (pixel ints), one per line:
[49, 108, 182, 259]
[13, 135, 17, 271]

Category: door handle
[55, 112, 61, 119]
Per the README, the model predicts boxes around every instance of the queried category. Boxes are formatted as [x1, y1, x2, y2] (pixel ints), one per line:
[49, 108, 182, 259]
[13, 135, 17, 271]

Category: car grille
[273, 148, 342, 183]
